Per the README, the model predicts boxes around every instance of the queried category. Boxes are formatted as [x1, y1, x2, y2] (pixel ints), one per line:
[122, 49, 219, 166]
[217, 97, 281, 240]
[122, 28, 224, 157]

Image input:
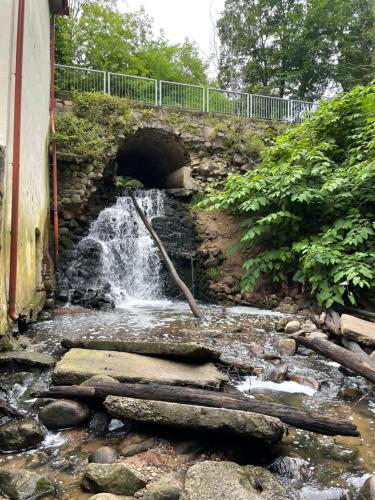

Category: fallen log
[33, 381, 359, 437]
[296, 336, 375, 385]
[130, 192, 203, 320]
[324, 310, 341, 337]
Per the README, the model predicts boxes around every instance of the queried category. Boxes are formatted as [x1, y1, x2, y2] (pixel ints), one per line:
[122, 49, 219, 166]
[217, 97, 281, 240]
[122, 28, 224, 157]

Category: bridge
[55, 64, 318, 124]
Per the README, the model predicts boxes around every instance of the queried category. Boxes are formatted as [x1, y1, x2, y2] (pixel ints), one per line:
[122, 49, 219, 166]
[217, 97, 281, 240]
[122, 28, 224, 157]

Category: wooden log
[33, 381, 359, 437]
[341, 338, 375, 368]
[130, 192, 203, 320]
[296, 336, 375, 385]
[324, 310, 341, 337]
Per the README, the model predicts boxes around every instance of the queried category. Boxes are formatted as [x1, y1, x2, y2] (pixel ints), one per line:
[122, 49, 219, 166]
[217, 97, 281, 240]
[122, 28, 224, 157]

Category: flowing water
[1, 191, 374, 498]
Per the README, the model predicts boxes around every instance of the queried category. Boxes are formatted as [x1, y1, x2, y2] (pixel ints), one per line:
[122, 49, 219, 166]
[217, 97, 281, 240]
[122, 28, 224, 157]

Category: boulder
[143, 472, 185, 500]
[104, 397, 285, 442]
[275, 338, 296, 356]
[118, 432, 158, 457]
[89, 446, 118, 464]
[284, 321, 301, 334]
[62, 339, 220, 363]
[81, 463, 147, 495]
[39, 399, 90, 430]
[359, 476, 375, 499]
[269, 456, 308, 484]
[0, 351, 56, 371]
[305, 331, 328, 340]
[53, 348, 227, 388]
[341, 314, 375, 346]
[0, 418, 44, 452]
[268, 364, 288, 383]
[89, 495, 133, 500]
[180, 461, 288, 499]
[0, 469, 54, 500]
[81, 375, 120, 386]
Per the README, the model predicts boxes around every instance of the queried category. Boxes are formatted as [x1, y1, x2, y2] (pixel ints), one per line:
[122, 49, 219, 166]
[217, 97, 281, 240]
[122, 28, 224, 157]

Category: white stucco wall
[0, 0, 51, 334]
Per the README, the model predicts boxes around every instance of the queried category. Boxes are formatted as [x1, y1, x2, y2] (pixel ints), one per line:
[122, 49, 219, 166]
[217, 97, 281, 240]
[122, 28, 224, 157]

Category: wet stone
[284, 320, 301, 334]
[0, 351, 56, 371]
[143, 471, 185, 500]
[38, 399, 90, 430]
[81, 374, 120, 386]
[0, 469, 55, 500]
[89, 495, 133, 500]
[359, 475, 375, 500]
[180, 461, 288, 500]
[0, 418, 45, 452]
[268, 456, 308, 484]
[89, 446, 118, 464]
[105, 397, 285, 442]
[118, 432, 159, 457]
[287, 373, 321, 390]
[275, 338, 296, 356]
[88, 409, 111, 436]
[268, 364, 288, 383]
[81, 463, 147, 495]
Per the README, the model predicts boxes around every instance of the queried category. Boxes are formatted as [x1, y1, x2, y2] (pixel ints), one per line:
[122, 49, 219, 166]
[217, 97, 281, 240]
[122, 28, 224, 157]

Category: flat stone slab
[341, 314, 375, 346]
[61, 339, 220, 362]
[104, 396, 285, 442]
[53, 348, 227, 387]
[0, 351, 56, 371]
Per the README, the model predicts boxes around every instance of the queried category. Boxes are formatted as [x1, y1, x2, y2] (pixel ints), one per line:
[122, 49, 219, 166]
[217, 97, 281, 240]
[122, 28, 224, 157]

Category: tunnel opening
[116, 128, 194, 189]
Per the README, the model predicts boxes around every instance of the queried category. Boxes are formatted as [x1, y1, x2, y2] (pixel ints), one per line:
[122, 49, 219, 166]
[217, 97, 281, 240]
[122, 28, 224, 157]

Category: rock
[81, 463, 147, 495]
[287, 374, 321, 390]
[104, 397, 285, 442]
[0, 351, 56, 370]
[275, 338, 296, 356]
[0, 418, 45, 452]
[53, 348, 227, 388]
[275, 318, 289, 332]
[338, 387, 364, 400]
[247, 342, 264, 358]
[269, 456, 308, 483]
[359, 476, 375, 499]
[62, 339, 220, 362]
[118, 432, 158, 457]
[81, 374, 120, 386]
[89, 495, 133, 500]
[341, 314, 375, 346]
[88, 409, 111, 436]
[268, 364, 288, 383]
[305, 330, 328, 340]
[300, 321, 317, 333]
[0, 469, 54, 500]
[143, 472, 185, 500]
[89, 446, 118, 464]
[39, 399, 90, 430]
[284, 320, 301, 334]
[180, 461, 288, 500]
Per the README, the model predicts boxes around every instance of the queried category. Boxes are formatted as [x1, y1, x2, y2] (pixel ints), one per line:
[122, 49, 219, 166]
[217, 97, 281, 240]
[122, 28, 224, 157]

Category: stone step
[104, 396, 285, 442]
[340, 314, 375, 346]
[53, 348, 227, 387]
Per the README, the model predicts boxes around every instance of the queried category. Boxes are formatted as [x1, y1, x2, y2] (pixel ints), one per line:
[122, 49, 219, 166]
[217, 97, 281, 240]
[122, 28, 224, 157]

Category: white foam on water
[237, 376, 317, 396]
[226, 305, 285, 316]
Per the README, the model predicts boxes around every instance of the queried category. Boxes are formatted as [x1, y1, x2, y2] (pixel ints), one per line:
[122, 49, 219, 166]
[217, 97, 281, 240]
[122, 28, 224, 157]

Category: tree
[55, 1, 207, 85]
[217, 0, 374, 99]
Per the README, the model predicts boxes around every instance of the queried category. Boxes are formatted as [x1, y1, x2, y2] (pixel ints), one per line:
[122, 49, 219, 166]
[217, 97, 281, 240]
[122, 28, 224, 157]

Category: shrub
[200, 81, 375, 308]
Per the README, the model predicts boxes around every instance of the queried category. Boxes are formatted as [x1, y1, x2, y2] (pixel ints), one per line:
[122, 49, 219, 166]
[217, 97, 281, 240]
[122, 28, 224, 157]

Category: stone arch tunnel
[115, 128, 195, 189]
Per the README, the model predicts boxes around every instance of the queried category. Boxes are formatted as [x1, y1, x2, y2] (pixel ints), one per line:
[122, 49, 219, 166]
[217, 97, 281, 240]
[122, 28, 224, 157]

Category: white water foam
[87, 190, 166, 305]
[237, 376, 317, 396]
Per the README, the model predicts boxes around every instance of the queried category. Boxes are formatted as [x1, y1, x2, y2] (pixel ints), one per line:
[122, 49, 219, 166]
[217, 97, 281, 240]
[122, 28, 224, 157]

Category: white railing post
[159, 80, 162, 106]
[107, 72, 111, 95]
[103, 71, 106, 94]
[206, 88, 210, 112]
[155, 79, 158, 106]
[246, 94, 250, 117]
[202, 87, 205, 112]
[250, 94, 253, 119]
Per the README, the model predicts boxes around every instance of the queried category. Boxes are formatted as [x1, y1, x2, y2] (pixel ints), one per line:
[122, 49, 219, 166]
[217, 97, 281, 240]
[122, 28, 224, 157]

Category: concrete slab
[104, 396, 285, 442]
[53, 348, 227, 387]
[340, 314, 375, 346]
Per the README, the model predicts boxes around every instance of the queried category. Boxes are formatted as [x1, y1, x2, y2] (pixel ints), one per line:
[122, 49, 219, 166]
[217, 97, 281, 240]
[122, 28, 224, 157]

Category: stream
[1, 190, 374, 498]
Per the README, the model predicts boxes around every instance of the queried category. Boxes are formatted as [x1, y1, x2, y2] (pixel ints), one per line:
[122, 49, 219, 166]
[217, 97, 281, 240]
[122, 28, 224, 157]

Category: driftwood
[33, 381, 359, 437]
[296, 336, 375, 385]
[130, 192, 203, 320]
[341, 338, 375, 368]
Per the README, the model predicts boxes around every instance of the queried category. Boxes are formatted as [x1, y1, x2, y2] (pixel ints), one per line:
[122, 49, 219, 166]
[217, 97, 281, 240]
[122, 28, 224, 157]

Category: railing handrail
[55, 63, 318, 122]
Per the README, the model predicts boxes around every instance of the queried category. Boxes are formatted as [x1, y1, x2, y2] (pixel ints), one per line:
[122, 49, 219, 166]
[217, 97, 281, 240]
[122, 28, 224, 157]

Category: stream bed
[0, 301, 374, 499]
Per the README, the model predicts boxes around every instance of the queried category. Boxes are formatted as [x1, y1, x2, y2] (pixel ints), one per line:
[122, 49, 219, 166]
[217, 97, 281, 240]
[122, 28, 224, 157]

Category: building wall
[0, 0, 51, 334]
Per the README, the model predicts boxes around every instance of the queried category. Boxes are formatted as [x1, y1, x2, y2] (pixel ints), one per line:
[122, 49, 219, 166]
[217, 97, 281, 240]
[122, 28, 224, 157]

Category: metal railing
[55, 64, 318, 123]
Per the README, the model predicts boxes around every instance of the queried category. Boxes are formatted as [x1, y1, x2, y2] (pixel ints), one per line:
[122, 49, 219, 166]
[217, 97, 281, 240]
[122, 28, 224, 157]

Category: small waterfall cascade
[86, 189, 165, 305]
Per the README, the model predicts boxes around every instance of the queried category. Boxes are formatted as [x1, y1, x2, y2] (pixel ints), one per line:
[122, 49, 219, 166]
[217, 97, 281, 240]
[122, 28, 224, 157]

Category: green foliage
[218, 0, 375, 99]
[53, 113, 106, 157]
[115, 176, 144, 189]
[56, 1, 207, 84]
[207, 266, 222, 281]
[200, 81, 375, 308]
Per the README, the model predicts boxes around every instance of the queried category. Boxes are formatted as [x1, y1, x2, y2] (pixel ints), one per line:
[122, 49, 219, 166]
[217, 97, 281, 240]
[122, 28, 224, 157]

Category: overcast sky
[123, 0, 226, 74]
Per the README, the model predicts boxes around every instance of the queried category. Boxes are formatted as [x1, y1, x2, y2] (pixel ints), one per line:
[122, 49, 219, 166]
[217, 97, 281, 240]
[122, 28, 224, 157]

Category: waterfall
[86, 189, 165, 305]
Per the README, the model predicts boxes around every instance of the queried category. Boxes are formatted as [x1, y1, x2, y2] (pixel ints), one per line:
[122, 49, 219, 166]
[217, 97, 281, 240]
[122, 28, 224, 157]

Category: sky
[122, 0, 226, 74]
